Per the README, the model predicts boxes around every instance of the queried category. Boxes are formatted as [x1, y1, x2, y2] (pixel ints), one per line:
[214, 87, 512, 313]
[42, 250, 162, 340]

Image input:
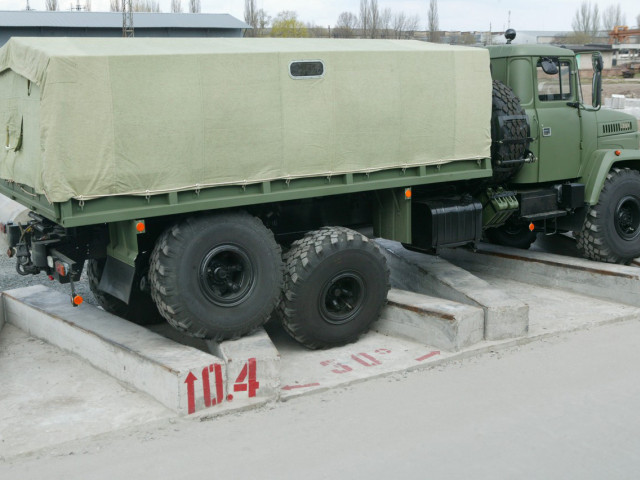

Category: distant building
[0, 11, 250, 46]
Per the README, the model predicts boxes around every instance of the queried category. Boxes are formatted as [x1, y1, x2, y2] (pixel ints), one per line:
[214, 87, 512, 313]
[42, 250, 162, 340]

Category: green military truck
[1, 33, 639, 348]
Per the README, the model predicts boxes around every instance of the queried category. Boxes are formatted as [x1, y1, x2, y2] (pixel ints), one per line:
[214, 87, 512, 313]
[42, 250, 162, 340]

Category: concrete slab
[441, 243, 640, 308]
[375, 239, 529, 341]
[479, 276, 640, 337]
[207, 328, 281, 406]
[1, 285, 232, 416]
[375, 288, 484, 351]
[269, 327, 446, 401]
[0, 323, 172, 459]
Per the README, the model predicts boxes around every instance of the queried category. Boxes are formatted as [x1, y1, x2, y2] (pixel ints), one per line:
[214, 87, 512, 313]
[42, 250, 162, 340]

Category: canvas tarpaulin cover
[0, 37, 492, 203]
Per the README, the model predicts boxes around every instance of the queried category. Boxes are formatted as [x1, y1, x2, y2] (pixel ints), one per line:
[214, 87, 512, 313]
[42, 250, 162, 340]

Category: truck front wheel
[149, 212, 284, 340]
[577, 168, 640, 264]
[277, 227, 390, 349]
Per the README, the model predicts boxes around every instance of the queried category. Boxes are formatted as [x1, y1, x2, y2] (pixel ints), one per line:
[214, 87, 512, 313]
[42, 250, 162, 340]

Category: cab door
[534, 57, 582, 182]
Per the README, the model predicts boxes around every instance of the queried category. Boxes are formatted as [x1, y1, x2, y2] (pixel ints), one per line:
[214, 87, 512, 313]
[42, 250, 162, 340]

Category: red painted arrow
[282, 383, 321, 391]
[185, 372, 197, 414]
[416, 351, 440, 362]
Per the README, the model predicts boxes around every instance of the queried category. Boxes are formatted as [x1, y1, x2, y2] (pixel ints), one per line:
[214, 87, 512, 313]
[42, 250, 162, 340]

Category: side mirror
[591, 53, 603, 108]
[540, 58, 559, 75]
[592, 52, 604, 72]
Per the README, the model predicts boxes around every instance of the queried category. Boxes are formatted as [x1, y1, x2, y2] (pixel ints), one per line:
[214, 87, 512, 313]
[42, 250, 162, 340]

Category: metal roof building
[0, 11, 249, 46]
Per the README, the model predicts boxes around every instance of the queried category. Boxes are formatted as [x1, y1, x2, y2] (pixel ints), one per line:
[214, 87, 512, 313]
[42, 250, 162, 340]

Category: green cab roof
[487, 44, 575, 59]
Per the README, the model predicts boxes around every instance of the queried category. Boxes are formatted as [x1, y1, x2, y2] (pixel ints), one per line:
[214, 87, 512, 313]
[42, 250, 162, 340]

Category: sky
[1, 0, 639, 32]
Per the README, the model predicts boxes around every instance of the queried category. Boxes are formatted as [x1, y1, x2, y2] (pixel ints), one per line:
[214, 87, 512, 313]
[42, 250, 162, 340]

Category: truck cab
[487, 42, 639, 185]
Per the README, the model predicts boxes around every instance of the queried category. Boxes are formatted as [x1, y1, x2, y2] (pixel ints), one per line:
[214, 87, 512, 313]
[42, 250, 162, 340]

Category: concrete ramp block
[375, 239, 529, 341]
[2, 285, 232, 416]
[376, 289, 484, 351]
[207, 328, 281, 405]
[441, 244, 640, 309]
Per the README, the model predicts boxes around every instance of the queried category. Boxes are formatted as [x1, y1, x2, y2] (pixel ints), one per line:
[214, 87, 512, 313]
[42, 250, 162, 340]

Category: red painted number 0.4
[233, 358, 260, 398]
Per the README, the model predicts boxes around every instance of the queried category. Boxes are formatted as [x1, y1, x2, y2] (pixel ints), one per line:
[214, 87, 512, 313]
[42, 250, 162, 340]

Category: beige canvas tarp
[0, 37, 491, 203]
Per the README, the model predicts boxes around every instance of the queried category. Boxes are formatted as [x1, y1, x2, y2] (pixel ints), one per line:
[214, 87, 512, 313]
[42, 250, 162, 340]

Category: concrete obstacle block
[441, 243, 640, 309]
[207, 328, 281, 406]
[1, 285, 237, 416]
[376, 288, 484, 351]
[375, 239, 529, 341]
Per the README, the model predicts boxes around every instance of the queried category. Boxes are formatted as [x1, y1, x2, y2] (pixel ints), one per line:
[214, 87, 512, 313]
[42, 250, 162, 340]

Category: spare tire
[490, 80, 530, 184]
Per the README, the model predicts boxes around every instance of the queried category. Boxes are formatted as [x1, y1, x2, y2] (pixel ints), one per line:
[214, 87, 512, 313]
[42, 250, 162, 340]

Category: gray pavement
[2, 318, 640, 479]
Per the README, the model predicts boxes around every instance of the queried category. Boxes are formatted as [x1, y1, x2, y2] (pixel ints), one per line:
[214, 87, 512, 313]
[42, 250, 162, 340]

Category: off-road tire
[149, 211, 283, 340]
[87, 257, 164, 325]
[491, 80, 530, 184]
[277, 227, 390, 350]
[576, 168, 640, 264]
[485, 222, 538, 249]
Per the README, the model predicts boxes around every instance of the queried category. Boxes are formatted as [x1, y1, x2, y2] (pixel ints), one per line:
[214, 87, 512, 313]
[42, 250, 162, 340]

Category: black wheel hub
[614, 195, 640, 241]
[199, 245, 255, 307]
[319, 272, 365, 325]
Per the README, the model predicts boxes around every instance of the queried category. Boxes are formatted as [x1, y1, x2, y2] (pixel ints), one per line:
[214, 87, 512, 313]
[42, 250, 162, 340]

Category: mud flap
[98, 255, 135, 304]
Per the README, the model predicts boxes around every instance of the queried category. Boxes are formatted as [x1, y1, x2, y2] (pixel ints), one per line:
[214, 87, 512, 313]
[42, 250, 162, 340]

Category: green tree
[270, 11, 309, 38]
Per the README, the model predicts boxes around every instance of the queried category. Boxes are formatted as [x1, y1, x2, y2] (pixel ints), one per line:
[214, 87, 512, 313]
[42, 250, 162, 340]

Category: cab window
[537, 59, 572, 101]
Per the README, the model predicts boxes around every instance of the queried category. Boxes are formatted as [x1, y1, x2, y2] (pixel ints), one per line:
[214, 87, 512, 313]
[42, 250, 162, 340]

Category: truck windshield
[537, 59, 572, 101]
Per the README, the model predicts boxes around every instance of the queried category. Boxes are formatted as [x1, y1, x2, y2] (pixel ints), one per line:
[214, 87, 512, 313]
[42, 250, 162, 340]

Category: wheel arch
[580, 149, 640, 205]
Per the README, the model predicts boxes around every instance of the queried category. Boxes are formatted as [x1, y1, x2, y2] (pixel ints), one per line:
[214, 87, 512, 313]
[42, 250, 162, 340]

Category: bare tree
[428, 0, 441, 43]
[602, 4, 626, 31]
[392, 12, 406, 39]
[84, 0, 91, 11]
[188, 0, 200, 13]
[369, 0, 379, 38]
[306, 23, 326, 38]
[572, 1, 600, 42]
[359, 0, 369, 38]
[404, 14, 420, 39]
[45, 0, 59, 10]
[244, 0, 258, 36]
[171, 0, 181, 13]
[379, 8, 392, 38]
[110, 0, 121, 11]
[132, 0, 160, 12]
[334, 11, 358, 38]
[256, 9, 271, 37]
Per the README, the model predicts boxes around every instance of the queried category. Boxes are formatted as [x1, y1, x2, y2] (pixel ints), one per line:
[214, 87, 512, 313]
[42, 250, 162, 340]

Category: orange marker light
[615, 150, 621, 156]
[135, 221, 146, 233]
[55, 262, 67, 277]
[73, 295, 84, 306]
[405, 188, 412, 200]
[529, 223, 535, 232]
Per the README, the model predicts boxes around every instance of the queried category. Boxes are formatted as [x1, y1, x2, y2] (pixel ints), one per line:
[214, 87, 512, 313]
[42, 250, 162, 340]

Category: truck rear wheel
[149, 211, 283, 340]
[577, 168, 640, 264]
[87, 257, 164, 325]
[277, 227, 390, 349]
